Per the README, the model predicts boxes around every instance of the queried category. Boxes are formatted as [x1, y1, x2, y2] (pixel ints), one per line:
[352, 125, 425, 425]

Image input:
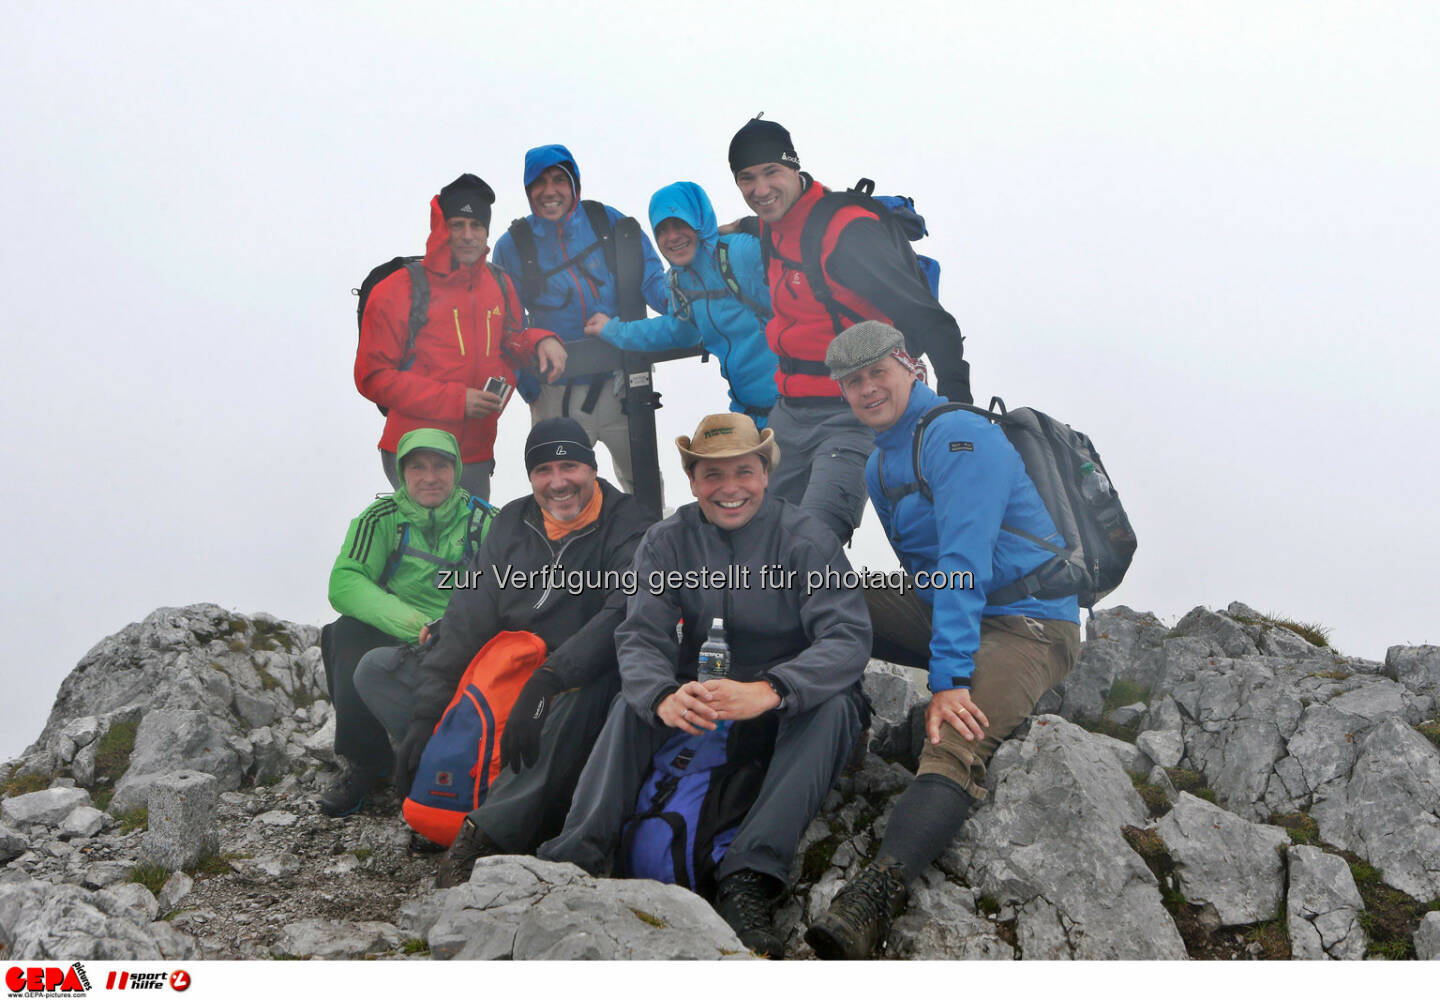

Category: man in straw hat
[804, 320, 1080, 960]
[539, 413, 871, 959]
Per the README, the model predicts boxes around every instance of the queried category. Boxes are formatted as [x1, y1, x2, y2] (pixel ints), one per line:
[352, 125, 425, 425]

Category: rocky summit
[2, 601, 1439, 960]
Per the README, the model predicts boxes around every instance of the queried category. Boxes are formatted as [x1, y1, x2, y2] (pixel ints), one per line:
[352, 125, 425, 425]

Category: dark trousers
[321, 615, 401, 775]
[466, 671, 622, 853]
[539, 686, 865, 887]
[862, 580, 934, 669]
[765, 398, 874, 545]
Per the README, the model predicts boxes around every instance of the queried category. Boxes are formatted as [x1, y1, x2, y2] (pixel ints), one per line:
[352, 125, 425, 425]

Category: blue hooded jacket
[492, 144, 669, 393]
[867, 381, 1080, 692]
[597, 182, 778, 421]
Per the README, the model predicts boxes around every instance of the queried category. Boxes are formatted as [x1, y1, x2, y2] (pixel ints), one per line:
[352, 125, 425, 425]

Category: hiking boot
[804, 857, 909, 960]
[434, 816, 503, 888]
[714, 869, 786, 959]
[318, 762, 379, 818]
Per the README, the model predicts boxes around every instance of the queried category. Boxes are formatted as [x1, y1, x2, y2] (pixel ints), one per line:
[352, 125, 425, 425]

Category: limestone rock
[1137, 729, 1184, 768]
[111, 710, 242, 812]
[139, 770, 219, 871]
[1156, 793, 1289, 926]
[102, 882, 160, 922]
[1311, 718, 1440, 900]
[1286, 845, 1366, 960]
[2, 787, 91, 829]
[59, 806, 106, 839]
[945, 716, 1186, 959]
[0, 824, 27, 863]
[426, 856, 751, 960]
[1169, 607, 1260, 658]
[0, 878, 197, 959]
[156, 871, 193, 913]
[277, 918, 405, 959]
[887, 869, 1013, 960]
[863, 661, 924, 763]
[1414, 911, 1440, 961]
[1384, 645, 1440, 701]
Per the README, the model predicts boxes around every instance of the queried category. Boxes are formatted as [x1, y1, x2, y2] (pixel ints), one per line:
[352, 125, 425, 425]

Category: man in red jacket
[727, 119, 970, 542]
[356, 174, 568, 499]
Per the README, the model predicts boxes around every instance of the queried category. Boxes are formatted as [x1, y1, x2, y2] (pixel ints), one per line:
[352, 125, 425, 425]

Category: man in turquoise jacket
[320, 428, 496, 817]
[492, 144, 668, 492]
[805, 322, 1081, 959]
[582, 181, 778, 425]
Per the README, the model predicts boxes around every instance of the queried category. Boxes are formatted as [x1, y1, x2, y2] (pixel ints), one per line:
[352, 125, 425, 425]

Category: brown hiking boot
[434, 816, 502, 888]
[714, 869, 786, 959]
[805, 857, 909, 959]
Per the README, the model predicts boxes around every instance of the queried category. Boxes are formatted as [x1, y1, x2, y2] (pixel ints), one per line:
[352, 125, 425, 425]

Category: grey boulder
[1, 787, 91, 829]
[1286, 845, 1366, 960]
[1156, 793, 1289, 926]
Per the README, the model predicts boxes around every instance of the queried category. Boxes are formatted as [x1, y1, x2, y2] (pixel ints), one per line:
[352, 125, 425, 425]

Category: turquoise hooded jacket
[597, 181, 778, 421]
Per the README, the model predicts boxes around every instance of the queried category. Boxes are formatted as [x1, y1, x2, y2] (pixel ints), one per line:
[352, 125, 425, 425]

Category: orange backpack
[402, 630, 547, 846]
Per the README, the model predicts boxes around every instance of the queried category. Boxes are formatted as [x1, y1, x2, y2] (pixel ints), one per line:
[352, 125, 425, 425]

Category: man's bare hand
[703, 678, 781, 722]
[658, 681, 720, 735]
[583, 313, 611, 336]
[535, 336, 567, 382]
[926, 688, 989, 745]
[418, 623, 432, 646]
[717, 217, 746, 236]
[464, 387, 504, 417]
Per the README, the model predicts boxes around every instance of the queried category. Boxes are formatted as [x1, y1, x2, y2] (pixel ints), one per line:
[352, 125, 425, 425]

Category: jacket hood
[523, 144, 581, 193]
[647, 182, 719, 254]
[394, 429, 465, 524]
[422, 195, 490, 274]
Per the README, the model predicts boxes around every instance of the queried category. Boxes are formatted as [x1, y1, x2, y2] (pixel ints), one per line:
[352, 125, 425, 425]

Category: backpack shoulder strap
[506, 218, 542, 303]
[376, 523, 410, 590]
[399, 260, 429, 371]
[580, 200, 618, 277]
[487, 262, 523, 327]
[715, 238, 771, 321]
[798, 190, 871, 331]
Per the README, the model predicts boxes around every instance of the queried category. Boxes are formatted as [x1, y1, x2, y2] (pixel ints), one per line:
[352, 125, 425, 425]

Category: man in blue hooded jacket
[804, 321, 1081, 960]
[493, 145, 668, 493]
[582, 182, 778, 426]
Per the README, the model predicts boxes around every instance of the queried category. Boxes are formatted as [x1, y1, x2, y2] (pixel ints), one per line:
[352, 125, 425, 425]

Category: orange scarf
[543, 486, 603, 540]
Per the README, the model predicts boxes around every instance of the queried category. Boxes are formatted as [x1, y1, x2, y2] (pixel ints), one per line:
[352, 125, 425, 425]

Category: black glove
[394, 717, 435, 796]
[501, 668, 565, 774]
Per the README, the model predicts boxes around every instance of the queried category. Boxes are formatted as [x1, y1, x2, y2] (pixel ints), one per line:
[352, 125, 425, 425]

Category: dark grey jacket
[617, 493, 871, 722]
[411, 479, 652, 725]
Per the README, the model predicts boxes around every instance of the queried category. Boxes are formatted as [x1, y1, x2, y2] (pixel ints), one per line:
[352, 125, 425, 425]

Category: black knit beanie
[728, 116, 800, 174]
[438, 173, 495, 229]
[525, 418, 597, 473]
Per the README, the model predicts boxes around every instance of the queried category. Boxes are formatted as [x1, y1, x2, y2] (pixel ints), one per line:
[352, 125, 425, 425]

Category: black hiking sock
[877, 773, 973, 880]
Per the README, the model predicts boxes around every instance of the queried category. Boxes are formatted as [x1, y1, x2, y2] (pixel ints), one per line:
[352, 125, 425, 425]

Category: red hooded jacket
[356, 196, 556, 462]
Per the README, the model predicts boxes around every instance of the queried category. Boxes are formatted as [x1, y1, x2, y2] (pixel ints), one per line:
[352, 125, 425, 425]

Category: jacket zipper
[524, 519, 599, 610]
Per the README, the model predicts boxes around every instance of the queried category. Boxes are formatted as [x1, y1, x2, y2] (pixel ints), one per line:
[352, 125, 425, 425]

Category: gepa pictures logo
[5, 962, 90, 996]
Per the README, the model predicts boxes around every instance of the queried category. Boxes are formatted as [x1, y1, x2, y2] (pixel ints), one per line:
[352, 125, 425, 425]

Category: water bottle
[696, 618, 732, 735]
[697, 617, 731, 682]
[1079, 461, 1112, 504]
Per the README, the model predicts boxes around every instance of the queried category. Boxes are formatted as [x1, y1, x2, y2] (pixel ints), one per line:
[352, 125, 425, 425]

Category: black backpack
[762, 177, 940, 333]
[882, 397, 1137, 610]
[353, 257, 517, 416]
[505, 200, 623, 306]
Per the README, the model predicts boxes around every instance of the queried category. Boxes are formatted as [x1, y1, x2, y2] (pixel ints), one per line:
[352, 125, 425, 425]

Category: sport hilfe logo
[5, 963, 90, 995]
[101, 970, 189, 991]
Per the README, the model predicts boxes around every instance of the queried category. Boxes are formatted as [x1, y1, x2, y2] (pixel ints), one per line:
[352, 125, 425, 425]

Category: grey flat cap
[825, 321, 907, 381]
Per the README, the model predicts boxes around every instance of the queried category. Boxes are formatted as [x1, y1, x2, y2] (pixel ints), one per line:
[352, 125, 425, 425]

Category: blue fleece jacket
[595, 182, 778, 420]
[867, 382, 1080, 691]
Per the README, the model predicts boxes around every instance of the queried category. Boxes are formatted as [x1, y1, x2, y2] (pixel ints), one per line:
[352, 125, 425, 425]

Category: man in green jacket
[320, 428, 496, 816]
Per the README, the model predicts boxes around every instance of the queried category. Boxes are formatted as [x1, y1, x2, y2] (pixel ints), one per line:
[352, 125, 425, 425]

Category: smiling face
[527, 165, 576, 221]
[688, 453, 769, 531]
[528, 459, 597, 522]
[447, 217, 489, 267]
[654, 217, 698, 267]
[734, 162, 803, 223]
[838, 356, 918, 432]
[402, 450, 458, 508]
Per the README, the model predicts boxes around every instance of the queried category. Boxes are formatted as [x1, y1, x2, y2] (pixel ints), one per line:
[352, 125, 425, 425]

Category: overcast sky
[2, 1, 1436, 762]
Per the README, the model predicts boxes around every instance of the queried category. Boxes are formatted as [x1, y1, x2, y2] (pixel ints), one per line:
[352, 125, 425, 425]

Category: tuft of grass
[1269, 812, 1319, 846]
[93, 721, 138, 784]
[1243, 919, 1291, 960]
[1106, 678, 1152, 709]
[186, 852, 235, 877]
[800, 838, 838, 883]
[1415, 720, 1440, 750]
[1343, 853, 1426, 959]
[92, 786, 114, 811]
[402, 938, 428, 955]
[116, 806, 148, 833]
[351, 847, 373, 861]
[976, 895, 1001, 917]
[1306, 670, 1352, 681]
[1, 771, 51, 798]
[227, 637, 248, 652]
[1165, 768, 1218, 805]
[129, 862, 170, 895]
[1077, 716, 1140, 744]
[629, 907, 667, 929]
[1231, 611, 1332, 649]
[1131, 774, 1170, 818]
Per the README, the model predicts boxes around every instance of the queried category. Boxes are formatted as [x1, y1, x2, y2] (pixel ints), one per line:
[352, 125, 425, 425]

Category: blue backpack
[620, 717, 775, 896]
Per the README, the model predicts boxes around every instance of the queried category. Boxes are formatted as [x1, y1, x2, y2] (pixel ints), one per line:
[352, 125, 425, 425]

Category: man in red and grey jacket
[356, 173, 568, 500]
[727, 117, 970, 543]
